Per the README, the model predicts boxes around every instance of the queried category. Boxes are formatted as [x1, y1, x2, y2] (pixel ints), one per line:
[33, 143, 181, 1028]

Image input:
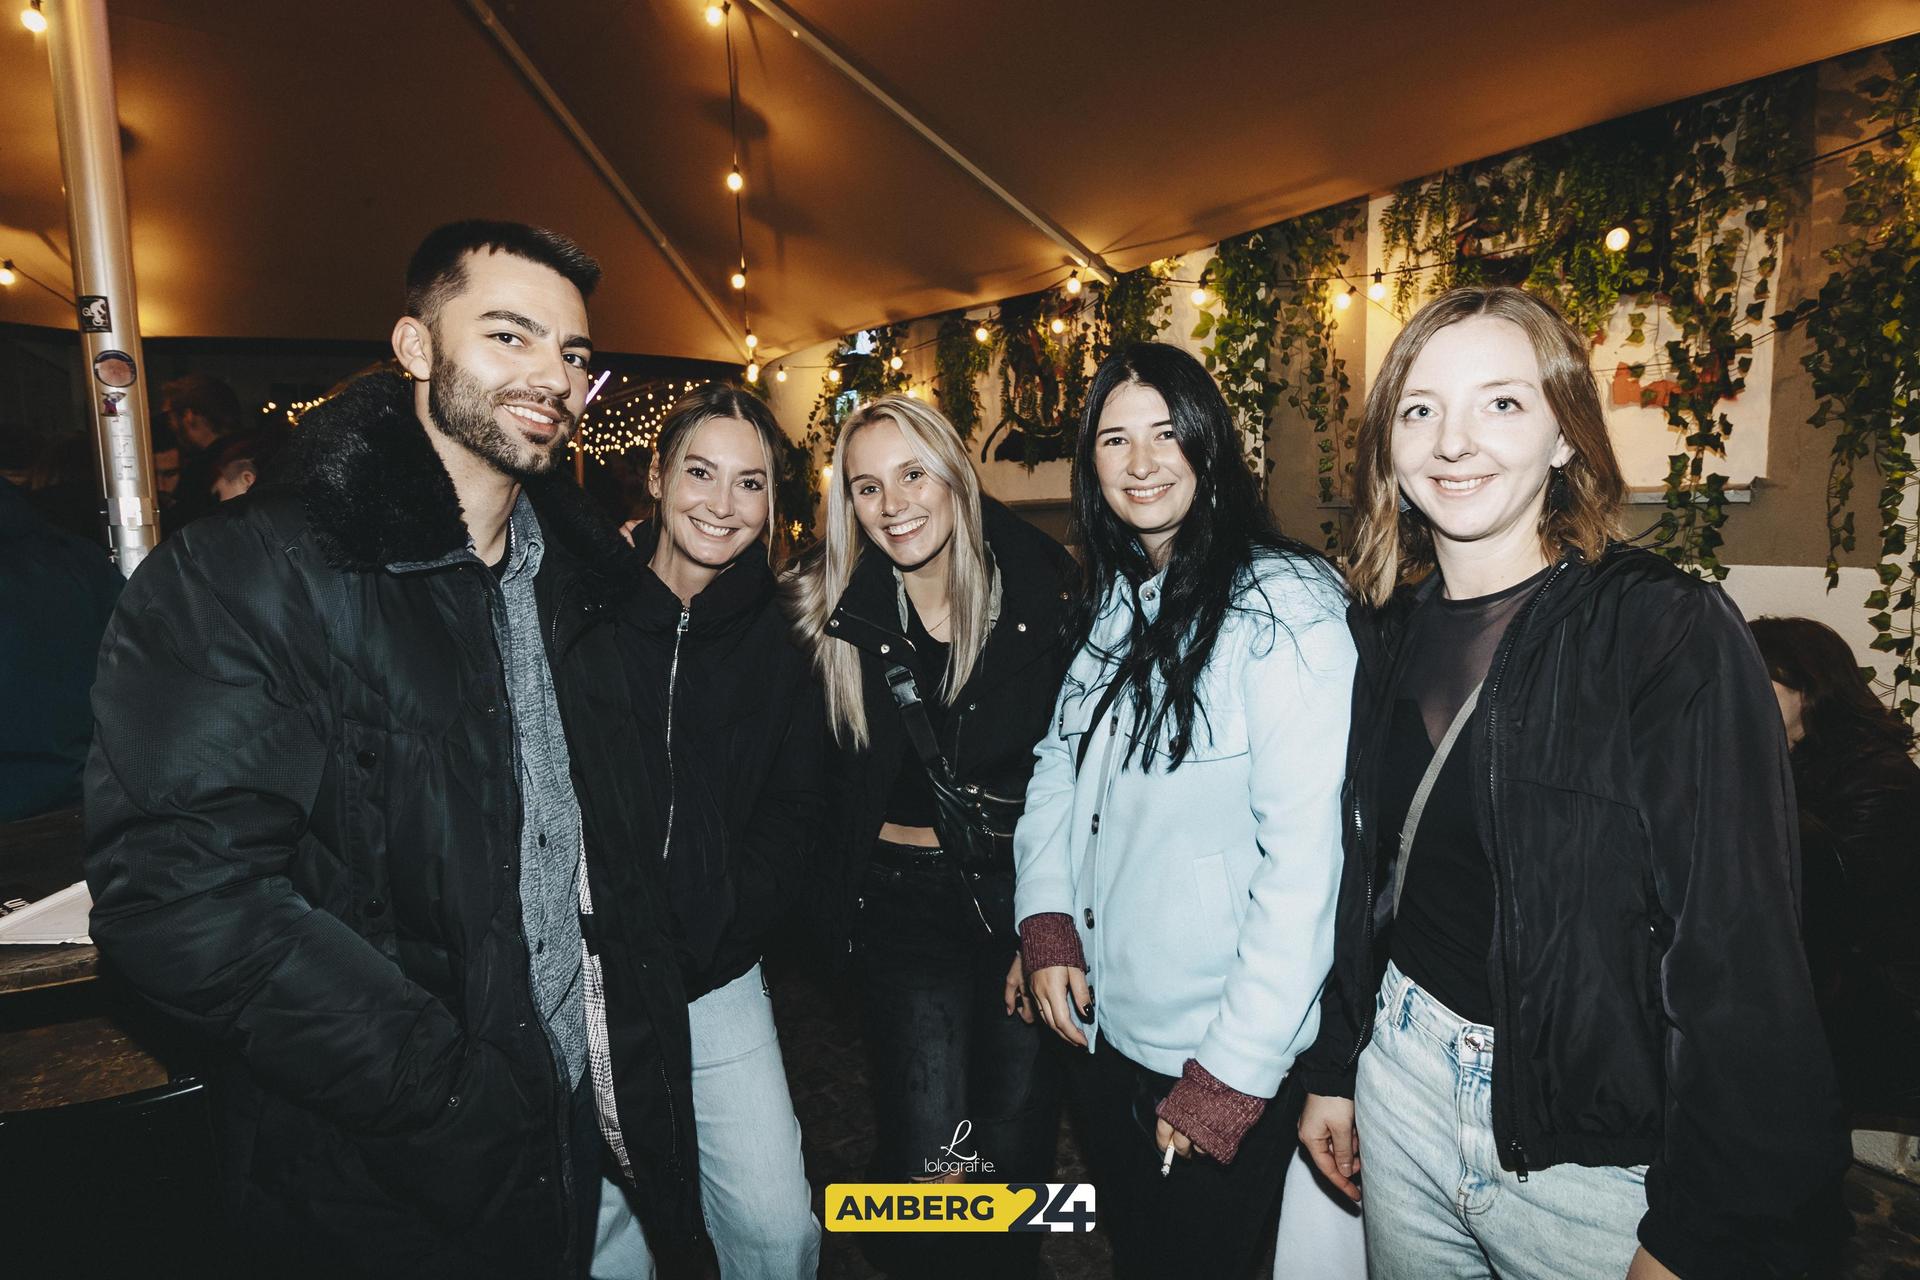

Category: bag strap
[1073, 674, 1129, 774]
[885, 662, 949, 779]
[1390, 681, 1483, 919]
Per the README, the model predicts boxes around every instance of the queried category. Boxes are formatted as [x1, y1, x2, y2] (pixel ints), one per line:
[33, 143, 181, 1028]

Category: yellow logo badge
[824, 1183, 1097, 1233]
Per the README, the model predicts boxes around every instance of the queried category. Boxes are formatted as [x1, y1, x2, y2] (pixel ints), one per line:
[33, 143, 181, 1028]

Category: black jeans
[1071, 1035, 1299, 1280]
[854, 842, 1064, 1277]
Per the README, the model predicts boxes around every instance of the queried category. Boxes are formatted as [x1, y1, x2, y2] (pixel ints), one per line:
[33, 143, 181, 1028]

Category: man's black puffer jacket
[1294, 544, 1849, 1280]
[619, 520, 824, 999]
[84, 372, 698, 1278]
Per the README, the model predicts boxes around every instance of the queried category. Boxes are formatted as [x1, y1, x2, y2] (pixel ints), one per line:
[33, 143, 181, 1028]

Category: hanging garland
[1377, 78, 1804, 579]
[934, 311, 992, 440]
[1791, 38, 1920, 721]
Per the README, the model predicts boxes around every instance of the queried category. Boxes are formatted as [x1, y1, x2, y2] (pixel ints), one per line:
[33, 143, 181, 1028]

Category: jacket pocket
[1192, 852, 1240, 932]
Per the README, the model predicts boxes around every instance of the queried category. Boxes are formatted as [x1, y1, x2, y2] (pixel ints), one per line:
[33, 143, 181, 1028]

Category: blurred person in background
[0, 473, 120, 821]
[1751, 616, 1920, 1124]
[205, 426, 289, 502]
[158, 371, 243, 528]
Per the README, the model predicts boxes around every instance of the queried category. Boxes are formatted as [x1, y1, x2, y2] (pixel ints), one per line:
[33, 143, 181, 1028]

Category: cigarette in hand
[1160, 1137, 1177, 1178]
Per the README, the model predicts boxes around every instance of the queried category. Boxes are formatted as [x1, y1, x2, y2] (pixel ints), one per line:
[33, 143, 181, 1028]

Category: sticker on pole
[78, 295, 112, 332]
[823, 1183, 1096, 1233]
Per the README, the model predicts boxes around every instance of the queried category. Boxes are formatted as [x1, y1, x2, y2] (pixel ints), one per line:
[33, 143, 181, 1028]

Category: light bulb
[820, 465, 832, 478]
[1065, 272, 1082, 296]
[704, 4, 724, 27]
[1190, 287, 1209, 307]
[745, 362, 760, 382]
[0, 260, 15, 287]
[1604, 225, 1631, 252]
[21, 2, 46, 33]
[775, 367, 788, 383]
[906, 387, 920, 399]
[1368, 270, 1386, 302]
[1333, 286, 1354, 311]
[730, 269, 747, 290]
[974, 325, 990, 344]
[1049, 318, 1066, 334]
[726, 167, 744, 193]
[889, 354, 903, 370]
[828, 368, 842, 384]
[744, 331, 758, 349]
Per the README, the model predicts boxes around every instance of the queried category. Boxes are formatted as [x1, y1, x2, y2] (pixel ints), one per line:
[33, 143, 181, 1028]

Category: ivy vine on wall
[1793, 38, 1920, 719]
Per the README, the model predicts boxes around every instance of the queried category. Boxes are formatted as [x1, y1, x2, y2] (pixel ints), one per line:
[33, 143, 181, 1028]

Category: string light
[1333, 285, 1356, 311]
[744, 331, 758, 350]
[888, 354, 903, 370]
[1604, 226, 1631, 252]
[1065, 271, 1082, 296]
[21, 2, 46, 33]
[0, 260, 14, 287]
[730, 269, 747, 290]
[820, 465, 832, 478]
[828, 368, 842, 384]
[905, 387, 920, 399]
[1190, 287, 1210, 307]
[1049, 318, 1066, 334]
[726, 165, 744, 193]
[974, 325, 990, 344]
[703, 3, 724, 26]
[745, 361, 760, 382]
[1368, 269, 1386, 301]
[775, 367, 788, 383]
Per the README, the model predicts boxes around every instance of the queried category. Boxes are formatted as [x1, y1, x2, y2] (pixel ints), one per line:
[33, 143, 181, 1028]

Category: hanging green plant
[987, 291, 1086, 467]
[1793, 38, 1920, 721]
[934, 311, 992, 440]
[1096, 260, 1175, 358]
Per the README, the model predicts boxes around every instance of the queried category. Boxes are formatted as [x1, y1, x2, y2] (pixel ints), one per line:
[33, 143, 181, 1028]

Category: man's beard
[425, 351, 574, 481]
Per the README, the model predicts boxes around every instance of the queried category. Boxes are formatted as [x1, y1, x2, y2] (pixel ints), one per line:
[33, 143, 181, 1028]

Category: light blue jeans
[1353, 962, 1647, 1280]
[592, 963, 820, 1280]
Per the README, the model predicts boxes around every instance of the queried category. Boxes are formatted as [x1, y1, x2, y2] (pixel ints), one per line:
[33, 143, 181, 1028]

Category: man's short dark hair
[159, 373, 244, 438]
[405, 220, 602, 325]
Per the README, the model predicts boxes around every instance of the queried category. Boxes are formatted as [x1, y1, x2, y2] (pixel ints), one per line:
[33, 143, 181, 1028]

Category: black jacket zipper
[1480, 556, 1570, 1180]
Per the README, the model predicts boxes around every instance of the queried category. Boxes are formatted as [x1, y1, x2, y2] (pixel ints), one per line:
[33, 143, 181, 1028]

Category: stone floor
[763, 961, 1920, 1280]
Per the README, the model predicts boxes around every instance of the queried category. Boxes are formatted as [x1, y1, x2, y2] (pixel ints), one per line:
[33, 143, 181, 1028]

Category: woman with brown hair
[1292, 286, 1846, 1280]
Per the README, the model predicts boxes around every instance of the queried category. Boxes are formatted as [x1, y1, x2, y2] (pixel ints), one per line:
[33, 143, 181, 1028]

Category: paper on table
[0, 880, 93, 945]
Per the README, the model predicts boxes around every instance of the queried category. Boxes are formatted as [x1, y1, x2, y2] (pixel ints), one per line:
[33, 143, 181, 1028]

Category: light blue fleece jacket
[1012, 551, 1355, 1099]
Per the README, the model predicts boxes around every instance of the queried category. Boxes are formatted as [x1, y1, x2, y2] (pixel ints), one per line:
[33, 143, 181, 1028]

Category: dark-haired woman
[1294, 287, 1847, 1280]
[786, 394, 1075, 1279]
[1751, 615, 1920, 1121]
[593, 385, 823, 1280]
[1016, 342, 1355, 1277]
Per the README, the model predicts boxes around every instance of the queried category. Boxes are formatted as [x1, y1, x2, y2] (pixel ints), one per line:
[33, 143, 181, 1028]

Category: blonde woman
[1293, 287, 1847, 1280]
[787, 395, 1074, 1278]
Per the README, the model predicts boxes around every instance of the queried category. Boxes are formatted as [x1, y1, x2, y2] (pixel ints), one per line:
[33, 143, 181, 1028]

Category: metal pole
[44, 0, 157, 577]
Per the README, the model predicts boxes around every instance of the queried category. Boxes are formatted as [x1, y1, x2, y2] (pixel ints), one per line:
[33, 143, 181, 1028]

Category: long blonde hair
[786, 395, 995, 750]
[1347, 287, 1626, 608]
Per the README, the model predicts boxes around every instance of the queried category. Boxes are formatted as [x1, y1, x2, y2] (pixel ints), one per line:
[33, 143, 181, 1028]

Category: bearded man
[85, 222, 697, 1278]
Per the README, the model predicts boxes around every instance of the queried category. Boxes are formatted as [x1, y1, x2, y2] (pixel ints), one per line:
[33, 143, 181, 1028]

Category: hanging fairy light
[703, 3, 724, 26]
[1064, 271, 1082, 296]
[1190, 286, 1210, 307]
[744, 331, 758, 350]
[0, 260, 15, 287]
[1333, 284, 1356, 311]
[726, 165, 744, 193]
[1368, 269, 1387, 302]
[21, 1, 46, 33]
[1604, 226, 1631, 252]
[746, 361, 760, 382]
[973, 324, 991, 344]
[731, 268, 747, 290]
[889, 354, 903, 370]
[1049, 318, 1066, 334]
[828, 368, 842, 384]
[775, 367, 788, 383]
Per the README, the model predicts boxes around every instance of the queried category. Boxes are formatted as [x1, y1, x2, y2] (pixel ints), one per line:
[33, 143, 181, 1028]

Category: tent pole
[44, 0, 158, 578]
[742, 0, 1116, 284]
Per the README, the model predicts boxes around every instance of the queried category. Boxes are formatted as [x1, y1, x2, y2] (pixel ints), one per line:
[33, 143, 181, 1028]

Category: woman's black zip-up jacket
[1293, 544, 1849, 1280]
[621, 522, 825, 1000]
[809, 499, 1076, 959]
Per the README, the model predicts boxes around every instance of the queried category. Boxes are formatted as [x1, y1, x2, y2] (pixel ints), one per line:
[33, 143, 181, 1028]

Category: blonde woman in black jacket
[1294, 287, 1847, 1280]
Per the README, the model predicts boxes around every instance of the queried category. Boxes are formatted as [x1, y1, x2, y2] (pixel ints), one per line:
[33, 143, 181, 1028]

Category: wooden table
[0, 807, 98, 995]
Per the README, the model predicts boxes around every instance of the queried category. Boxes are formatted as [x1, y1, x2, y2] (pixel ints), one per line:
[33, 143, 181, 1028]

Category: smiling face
[412, 249, 594, 480]
[844, 419, 956, 572]
[1091, 380, 1196, 567]
[649, 415, 771, 591]
[1390, 315, 1573, 587]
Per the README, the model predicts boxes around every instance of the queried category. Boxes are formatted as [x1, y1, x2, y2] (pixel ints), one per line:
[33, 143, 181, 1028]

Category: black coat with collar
[84, 372, 699, 1278]
[620, 521, 824, 999]
[811, 498, 1076, 960]
[1294, 544, 1847, 1280]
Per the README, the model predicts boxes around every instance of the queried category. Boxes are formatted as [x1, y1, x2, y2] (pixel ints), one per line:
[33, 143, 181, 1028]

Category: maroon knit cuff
[1154, 1058, 1268, 1165]
[1018, 913, 1085, 974]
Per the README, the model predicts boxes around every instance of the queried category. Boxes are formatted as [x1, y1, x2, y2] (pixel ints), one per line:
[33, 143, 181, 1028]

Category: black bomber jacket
[1293, 544, 1850, 1280]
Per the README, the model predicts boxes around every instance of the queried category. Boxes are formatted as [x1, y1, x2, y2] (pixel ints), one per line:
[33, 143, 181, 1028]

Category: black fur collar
[287, 370, 637, 590]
